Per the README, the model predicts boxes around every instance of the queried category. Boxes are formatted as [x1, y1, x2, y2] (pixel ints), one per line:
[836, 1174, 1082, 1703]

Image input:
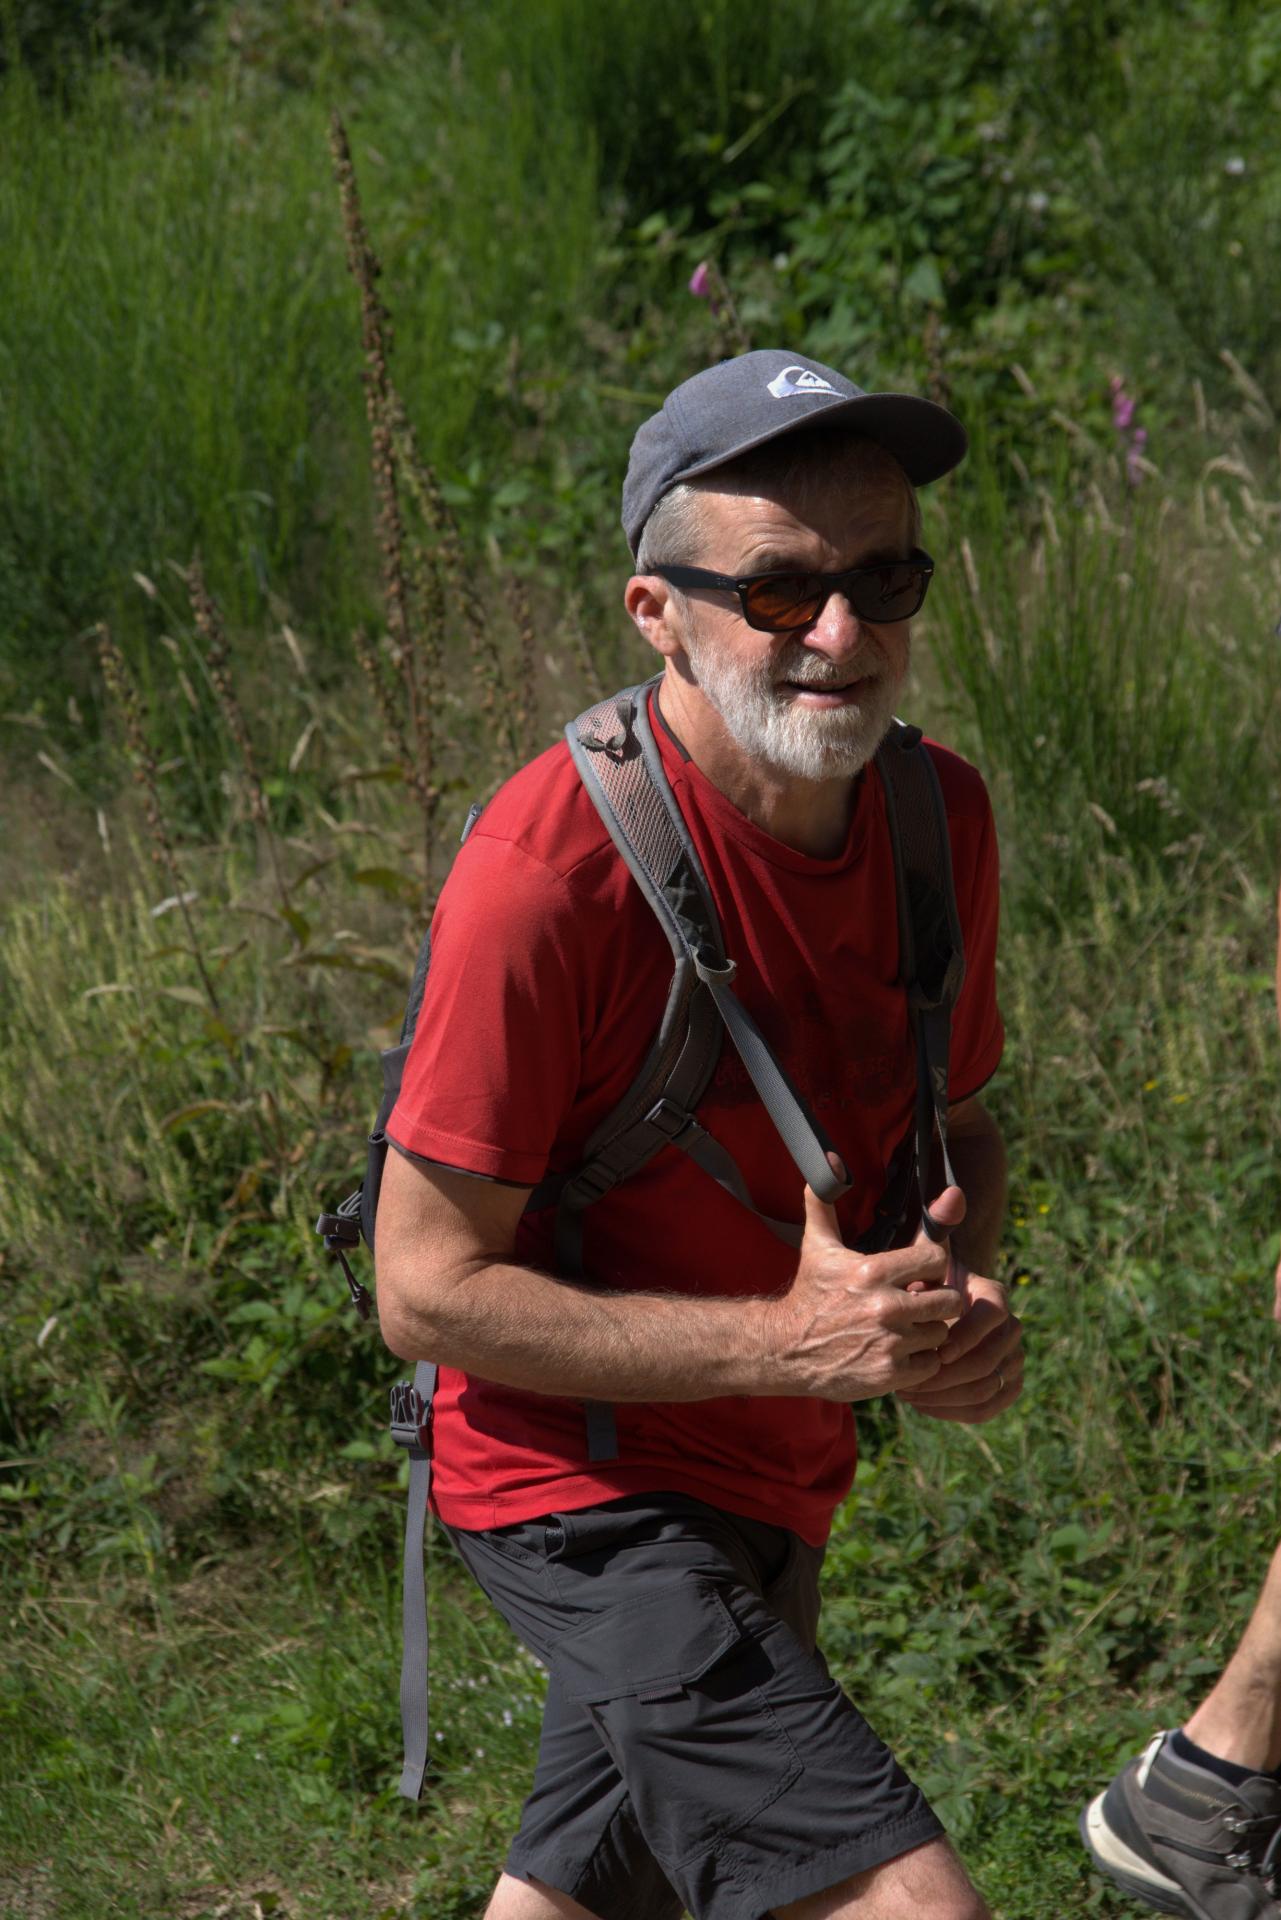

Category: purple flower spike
[688, 262, 713, 299]
[1110, 376, 1136, 433]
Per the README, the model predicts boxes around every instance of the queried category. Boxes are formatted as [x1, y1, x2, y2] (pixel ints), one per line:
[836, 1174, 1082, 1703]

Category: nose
[804, 589, 864, 659]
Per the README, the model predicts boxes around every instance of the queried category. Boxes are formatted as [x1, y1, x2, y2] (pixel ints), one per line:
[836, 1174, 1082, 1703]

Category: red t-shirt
[388, 695, 1003, 1546]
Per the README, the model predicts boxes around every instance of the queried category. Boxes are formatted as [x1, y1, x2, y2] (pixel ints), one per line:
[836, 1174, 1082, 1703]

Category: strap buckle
[390, 1380, 433, 1458]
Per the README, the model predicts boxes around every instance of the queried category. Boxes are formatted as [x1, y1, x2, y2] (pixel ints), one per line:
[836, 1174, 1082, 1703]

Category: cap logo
[766, 365, 837, 399]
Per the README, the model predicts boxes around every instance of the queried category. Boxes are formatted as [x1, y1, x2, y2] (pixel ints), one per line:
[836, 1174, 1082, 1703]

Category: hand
[897, 1263, 1024, 1424]
[766, 1163, 966, 1403]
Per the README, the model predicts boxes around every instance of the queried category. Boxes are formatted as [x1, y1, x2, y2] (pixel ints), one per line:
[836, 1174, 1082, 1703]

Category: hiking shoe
[1080, 1730, 1281, 1917]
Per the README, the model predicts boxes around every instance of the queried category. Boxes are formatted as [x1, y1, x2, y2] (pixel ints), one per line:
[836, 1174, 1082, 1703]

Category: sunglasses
[652, 548, 934, 633]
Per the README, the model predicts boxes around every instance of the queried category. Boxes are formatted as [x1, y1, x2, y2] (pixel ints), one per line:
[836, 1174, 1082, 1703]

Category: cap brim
[677, 391, 967, 491]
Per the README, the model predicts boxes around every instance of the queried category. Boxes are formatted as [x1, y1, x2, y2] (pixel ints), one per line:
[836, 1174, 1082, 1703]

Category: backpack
[316, 675, 966, 1800]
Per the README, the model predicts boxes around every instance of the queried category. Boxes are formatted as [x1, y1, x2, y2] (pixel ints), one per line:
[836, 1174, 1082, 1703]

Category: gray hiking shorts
[447, 1492, 942, 1920]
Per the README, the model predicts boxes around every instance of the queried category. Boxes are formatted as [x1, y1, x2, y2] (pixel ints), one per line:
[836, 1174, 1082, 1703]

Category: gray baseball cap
[622, 348, 967, 556]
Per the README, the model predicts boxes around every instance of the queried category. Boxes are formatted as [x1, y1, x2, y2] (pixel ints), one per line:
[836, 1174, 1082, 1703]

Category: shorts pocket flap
[556, 1577, 742, 1705]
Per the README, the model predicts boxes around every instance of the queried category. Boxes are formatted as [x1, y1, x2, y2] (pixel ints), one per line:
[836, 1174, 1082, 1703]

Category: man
[1080, 895, 1281, 1919]
[375, 349, 1024, 1920]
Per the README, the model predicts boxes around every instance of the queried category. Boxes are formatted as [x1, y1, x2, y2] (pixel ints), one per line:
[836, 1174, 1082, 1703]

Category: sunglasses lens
[742, 575, 825, 630]
[849, 563, 928, 622]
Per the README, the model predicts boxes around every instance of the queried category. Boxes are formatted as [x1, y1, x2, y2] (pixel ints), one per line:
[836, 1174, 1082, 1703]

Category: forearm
[379, 1255, 776, 1402]
[939, 1100, 1007, 1274]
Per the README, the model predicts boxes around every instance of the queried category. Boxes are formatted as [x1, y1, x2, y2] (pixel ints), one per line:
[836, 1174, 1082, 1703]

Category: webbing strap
[692, 954, 843, 1203]
[675, 1121, 803, 1247]
[397, 1358, 436, 1801]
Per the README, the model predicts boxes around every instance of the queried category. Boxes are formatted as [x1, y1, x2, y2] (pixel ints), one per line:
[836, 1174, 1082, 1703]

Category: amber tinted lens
[741, 562, 929, 630]
[741, 574, 826, 630]
[847, 562, 928, 622]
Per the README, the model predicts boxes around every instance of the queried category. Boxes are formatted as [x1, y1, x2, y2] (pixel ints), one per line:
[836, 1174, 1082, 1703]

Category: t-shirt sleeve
[386, 834, 590, 1187]
[947, 774, 1004, 1104]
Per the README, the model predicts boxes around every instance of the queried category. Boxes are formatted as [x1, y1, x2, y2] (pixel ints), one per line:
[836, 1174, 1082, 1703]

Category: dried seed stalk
[187, 557, 291, 915]
[329, 112, 425, 763]
[95, 622, 223, 1017]
[388, 404, 517, 765]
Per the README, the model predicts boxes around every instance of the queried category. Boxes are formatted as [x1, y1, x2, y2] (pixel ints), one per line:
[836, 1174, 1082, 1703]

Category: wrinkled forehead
[693, 466, 915, 568]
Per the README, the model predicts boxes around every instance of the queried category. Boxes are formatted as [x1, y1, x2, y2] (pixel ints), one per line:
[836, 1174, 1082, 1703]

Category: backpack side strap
[392, 1358, 437, 1801]
[874, 722, 967, 1243]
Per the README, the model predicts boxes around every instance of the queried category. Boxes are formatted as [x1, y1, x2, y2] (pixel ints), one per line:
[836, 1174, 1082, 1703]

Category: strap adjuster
[644, 1097, 697, 1144]
[390, 1380, 433, 1457]
[694, 946, 736, 986]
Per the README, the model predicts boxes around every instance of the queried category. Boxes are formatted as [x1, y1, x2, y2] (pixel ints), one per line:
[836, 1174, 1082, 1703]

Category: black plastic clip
[390, 1379, 433, 1457]
[315, 1195, 372, 1321]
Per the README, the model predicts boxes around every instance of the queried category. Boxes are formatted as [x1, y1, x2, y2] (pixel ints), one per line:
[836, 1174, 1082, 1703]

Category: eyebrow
[736, 545, 909, 575]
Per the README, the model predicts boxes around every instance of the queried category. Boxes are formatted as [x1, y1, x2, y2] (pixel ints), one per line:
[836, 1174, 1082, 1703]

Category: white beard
[679, 620, 904, 782]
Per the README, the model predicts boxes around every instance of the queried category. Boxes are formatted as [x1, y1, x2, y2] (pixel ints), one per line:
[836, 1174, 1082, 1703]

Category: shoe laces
[1222, 1806, 1281, 1894]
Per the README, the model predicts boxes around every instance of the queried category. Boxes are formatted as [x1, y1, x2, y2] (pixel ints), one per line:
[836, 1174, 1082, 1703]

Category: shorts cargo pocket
[553, 1576, 803, 1869]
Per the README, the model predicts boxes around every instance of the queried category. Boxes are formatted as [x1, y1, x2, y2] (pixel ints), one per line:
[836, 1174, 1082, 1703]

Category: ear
[624, 574, 685, 661]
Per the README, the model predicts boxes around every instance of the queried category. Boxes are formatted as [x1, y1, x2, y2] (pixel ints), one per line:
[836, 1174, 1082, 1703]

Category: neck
[656, 667, 859, 859]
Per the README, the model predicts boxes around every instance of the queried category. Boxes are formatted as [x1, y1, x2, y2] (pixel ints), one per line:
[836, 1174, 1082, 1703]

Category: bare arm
[946, 1094, 1008, 1274]
[374, 1144, 967, 1405]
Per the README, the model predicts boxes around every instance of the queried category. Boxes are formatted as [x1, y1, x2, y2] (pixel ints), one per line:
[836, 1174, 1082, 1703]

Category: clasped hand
[777, 1170, 1023, 1421]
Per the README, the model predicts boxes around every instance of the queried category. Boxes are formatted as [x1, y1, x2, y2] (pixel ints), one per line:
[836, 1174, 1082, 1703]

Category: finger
[939, 1301, 1020, 1367]
[894, 1316, 959, 1357]
[886, 1285, 965, 1327]
[889, 1349, 951, 1393]
[902, 1356, 1025, 1416]
[913, 1183, 966, 1244]
[937, 1317, 1023, 1384]
[877, 1233, 955, 1293]
[906, 1359, 1023, 1408]
[802, 1182, 844, 1248]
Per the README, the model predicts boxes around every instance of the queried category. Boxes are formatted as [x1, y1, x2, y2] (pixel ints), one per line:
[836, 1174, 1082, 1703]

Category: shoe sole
[1079, 1792, 1195, 1917]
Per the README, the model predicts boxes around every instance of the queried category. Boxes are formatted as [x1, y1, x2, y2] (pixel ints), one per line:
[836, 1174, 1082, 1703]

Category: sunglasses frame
[651, 547, 934, 632]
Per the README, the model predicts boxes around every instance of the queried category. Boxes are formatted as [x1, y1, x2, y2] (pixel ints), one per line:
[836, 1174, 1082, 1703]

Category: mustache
[771, 646, 884, 689]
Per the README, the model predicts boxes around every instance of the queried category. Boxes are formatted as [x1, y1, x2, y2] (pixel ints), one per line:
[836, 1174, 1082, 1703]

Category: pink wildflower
[1110, 374, 1135, 433]
[688, 262, 713, 299]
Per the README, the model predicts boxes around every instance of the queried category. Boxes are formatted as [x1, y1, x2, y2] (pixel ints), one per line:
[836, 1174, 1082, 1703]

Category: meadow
[4, 3, 1281, 1916]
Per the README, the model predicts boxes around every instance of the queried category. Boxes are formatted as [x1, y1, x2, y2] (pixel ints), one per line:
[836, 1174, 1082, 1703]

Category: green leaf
[160, 1099, 242, 1132]
[902, 255, 945, 304]
[352, 866, 421, 903]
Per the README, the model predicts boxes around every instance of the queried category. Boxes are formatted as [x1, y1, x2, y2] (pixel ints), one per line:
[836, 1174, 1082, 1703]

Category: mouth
[777, 673, 875, 708]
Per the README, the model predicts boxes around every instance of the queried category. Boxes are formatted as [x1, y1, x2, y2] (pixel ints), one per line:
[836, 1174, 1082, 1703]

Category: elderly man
[375, 350, 1023, 1920]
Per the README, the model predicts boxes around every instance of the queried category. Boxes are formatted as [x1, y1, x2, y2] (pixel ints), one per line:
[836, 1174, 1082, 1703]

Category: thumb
[802, 1151, 849, 1248]
[914, 1183, 966, 1244]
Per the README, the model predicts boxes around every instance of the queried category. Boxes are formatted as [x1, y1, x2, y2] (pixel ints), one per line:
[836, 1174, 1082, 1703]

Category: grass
[6, 511, 1281, 1914]
[6, 4, 1281, 1914]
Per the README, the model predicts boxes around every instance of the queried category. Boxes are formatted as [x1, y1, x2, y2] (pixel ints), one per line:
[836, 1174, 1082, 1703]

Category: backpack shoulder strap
[544, 680, 847, 1251]
[873, 722, 967, 1243]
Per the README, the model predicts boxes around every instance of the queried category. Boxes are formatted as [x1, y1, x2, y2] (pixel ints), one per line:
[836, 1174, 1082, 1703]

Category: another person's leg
[1081, 1541, 1281, 1916]
[1183, 1538, 1281, 1773]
